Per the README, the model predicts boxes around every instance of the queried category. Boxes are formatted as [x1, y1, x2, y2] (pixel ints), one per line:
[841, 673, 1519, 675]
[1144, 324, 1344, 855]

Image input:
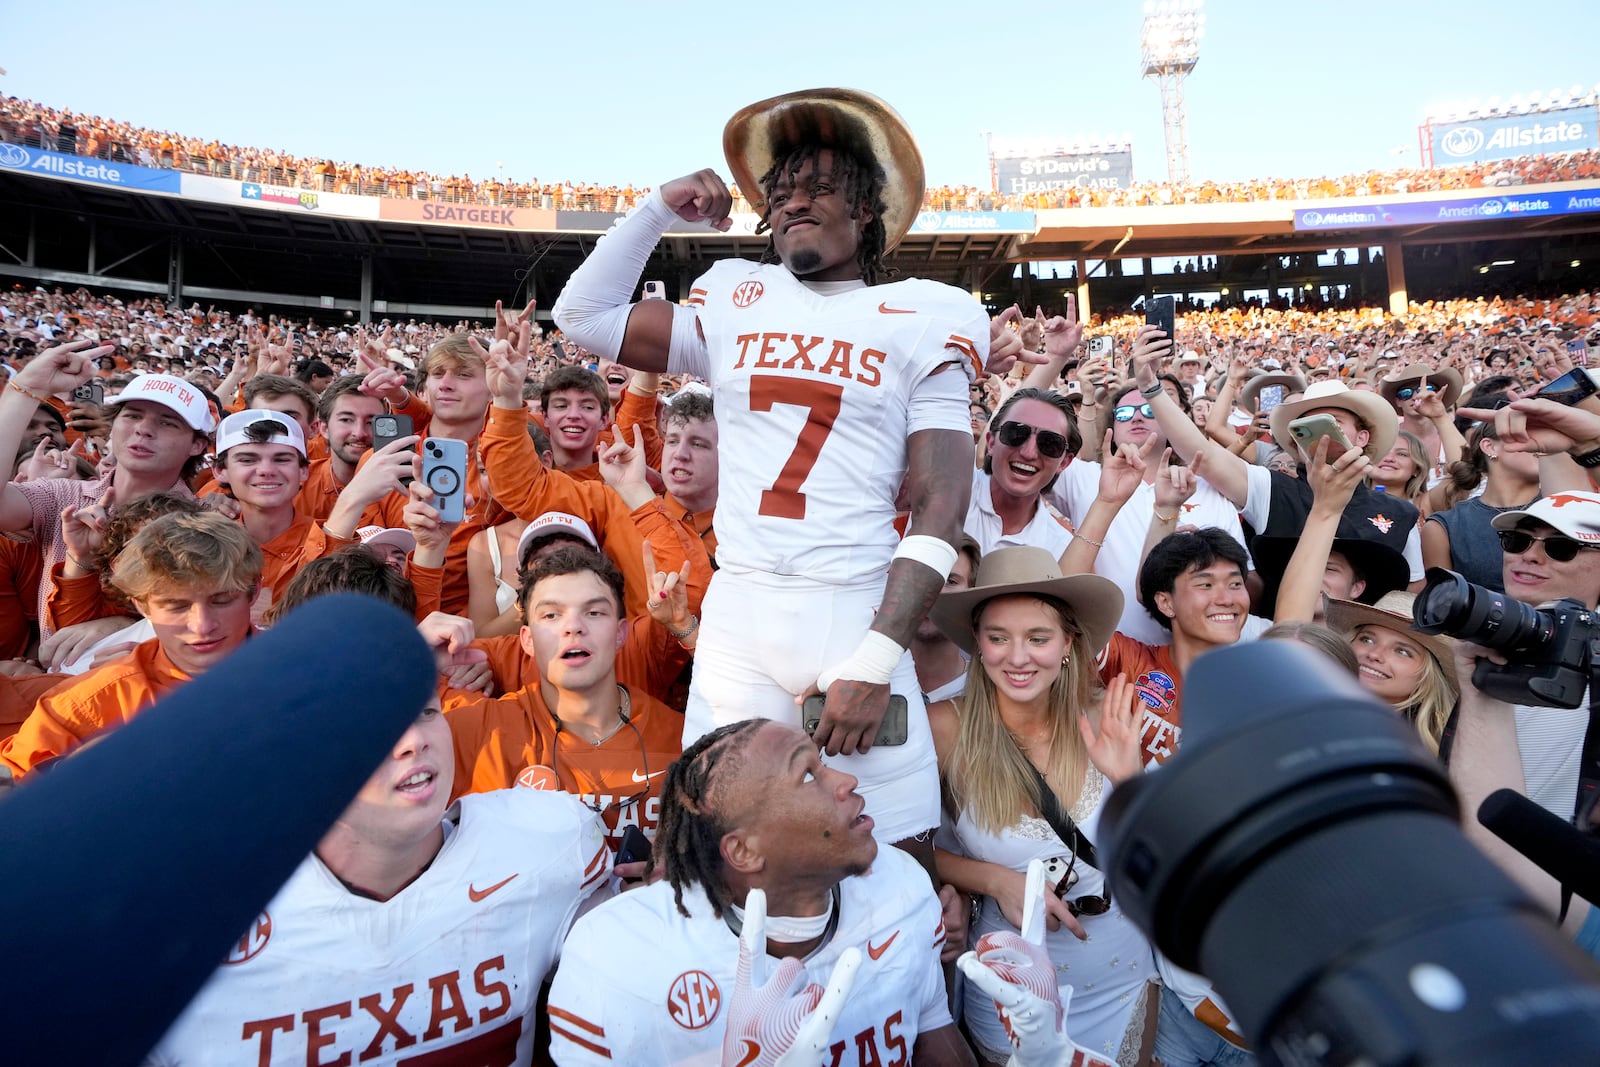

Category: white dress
[949, 768, 1158, 1061]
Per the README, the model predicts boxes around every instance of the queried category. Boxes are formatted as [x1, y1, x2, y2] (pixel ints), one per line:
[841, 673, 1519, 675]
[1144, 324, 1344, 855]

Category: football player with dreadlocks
[552, 89, 994, 869]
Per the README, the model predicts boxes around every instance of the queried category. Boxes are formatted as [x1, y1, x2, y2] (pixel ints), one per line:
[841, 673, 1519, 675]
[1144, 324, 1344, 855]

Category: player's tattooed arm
[875, 427, 972, 645]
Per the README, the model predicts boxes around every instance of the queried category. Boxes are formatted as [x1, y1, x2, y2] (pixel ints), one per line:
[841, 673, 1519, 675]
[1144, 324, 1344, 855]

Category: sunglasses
[1497, 529, 1599, 563]
[1051, 845, 1112, 918]
[1395, 386, 1435, 401]
[1113, 403, 1155, 422]
[996, 421, 1069, 459]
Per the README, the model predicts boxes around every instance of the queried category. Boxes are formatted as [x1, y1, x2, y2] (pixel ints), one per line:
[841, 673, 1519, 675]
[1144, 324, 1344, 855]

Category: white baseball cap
[215, 409, 306, 457]
[1491, 492, 1600, 545]
[357, 525, 417, 554]
[516, 511, 599, 566]
[105, 373, 216, 432]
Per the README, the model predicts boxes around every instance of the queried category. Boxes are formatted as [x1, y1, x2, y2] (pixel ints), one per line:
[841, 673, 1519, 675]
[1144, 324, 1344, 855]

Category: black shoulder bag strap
[1031, 763, 1099, 871]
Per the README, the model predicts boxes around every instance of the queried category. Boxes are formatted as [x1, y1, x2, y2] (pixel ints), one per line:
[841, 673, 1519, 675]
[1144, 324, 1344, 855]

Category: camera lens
[427, 467, 459, 495]
[1413, 567, 1551, 653]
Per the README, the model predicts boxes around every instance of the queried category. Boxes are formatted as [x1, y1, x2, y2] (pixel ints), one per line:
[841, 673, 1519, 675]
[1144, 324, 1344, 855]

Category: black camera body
[1412, 567, 1597, 708]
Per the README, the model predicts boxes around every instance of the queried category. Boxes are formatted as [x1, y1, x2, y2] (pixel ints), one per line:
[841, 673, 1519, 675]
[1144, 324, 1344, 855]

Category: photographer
[1444, 399, 1600, 956]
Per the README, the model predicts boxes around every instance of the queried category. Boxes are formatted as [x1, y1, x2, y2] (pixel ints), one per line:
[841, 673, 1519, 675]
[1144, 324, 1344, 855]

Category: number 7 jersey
[671, 260, 988, 585]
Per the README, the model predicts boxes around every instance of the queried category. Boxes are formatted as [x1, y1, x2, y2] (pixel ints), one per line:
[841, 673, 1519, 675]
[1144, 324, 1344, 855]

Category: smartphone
[422, 437, 469, 523]
[1537, 368, 1600, 415]
[1066, 381, 1082, 395]
[617, 825, 652, 868]
[71, 381, 104, 405]
[1257, 385, 1285, 413]
[1287, 413, 1350, 461]
[801, 694, 909, 747]
[372, 413, 414, 486]
[1568, 338, 1591, 368]
[642, 281, 666, 301]
[1145, 296, 1176, 340]
[1088, 335, 1112, 358]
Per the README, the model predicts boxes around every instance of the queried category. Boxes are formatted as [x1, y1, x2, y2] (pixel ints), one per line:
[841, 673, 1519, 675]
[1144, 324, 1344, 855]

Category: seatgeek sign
[1428, 107, 1599, 166]
[0, 142, 180, 192]
[1294, 186, 1600, 231]
[995, 150, 1133, 194]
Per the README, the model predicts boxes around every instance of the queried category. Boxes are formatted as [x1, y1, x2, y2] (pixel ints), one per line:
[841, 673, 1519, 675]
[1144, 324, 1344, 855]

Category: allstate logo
[0, 143, 29, 169]
[1301, 210, 1323, 226]
[915, 210, 942, 231]
[1440, 126, 1483, 158]
[1479, 198, 1505, 216]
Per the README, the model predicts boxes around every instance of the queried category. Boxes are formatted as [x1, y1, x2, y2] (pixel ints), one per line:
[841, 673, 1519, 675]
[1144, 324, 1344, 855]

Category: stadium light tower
[1141, 0, 1205, 185]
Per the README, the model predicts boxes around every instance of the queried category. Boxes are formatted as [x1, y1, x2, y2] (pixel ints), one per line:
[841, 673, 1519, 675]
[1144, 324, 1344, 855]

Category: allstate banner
[0, 142, 180, 193]
[1295, 187, 1600, 231]
[995, 150, 1133, 195]
[1429, 107, 1599, 166]
[911, 210, 1036, 234]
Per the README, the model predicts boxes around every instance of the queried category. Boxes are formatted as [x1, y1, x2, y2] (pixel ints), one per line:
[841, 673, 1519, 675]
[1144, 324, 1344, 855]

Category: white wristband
[551, 189, 679, 360]
[892, 534, 959, 579]
[818, 630, 906, 691]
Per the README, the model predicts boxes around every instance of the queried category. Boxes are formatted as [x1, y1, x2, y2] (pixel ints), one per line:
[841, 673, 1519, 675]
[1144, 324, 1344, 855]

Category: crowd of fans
[3, 271, 1600, 1063]
[6, 94, 1598, 218]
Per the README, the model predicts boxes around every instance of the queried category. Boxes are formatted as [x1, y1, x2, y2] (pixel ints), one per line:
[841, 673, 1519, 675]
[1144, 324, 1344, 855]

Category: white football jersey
[548, 846, 951, 1066]
[673, 260, 988, 584]
[147, 790, 610, 1066]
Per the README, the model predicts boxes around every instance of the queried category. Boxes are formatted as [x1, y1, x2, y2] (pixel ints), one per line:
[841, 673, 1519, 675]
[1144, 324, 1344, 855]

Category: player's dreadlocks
[754, 142, 893, 286]
[655, 718, 768, 919]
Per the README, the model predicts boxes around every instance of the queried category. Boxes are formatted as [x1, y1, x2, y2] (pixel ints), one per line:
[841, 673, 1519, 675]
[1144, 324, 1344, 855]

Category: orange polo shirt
[0, 638, 190, 778]
[295, 456, 344, 522]
[466, 616, 691, 705]
[445, 682, 683, 854]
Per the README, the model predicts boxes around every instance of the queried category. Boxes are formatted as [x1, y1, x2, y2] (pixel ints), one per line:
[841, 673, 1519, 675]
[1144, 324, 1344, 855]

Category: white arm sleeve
[1240, 463, 1274, 532]
[1404, 524, 1424, 581]
[907, 362, 972, 435]
[551, 190, 681, 361]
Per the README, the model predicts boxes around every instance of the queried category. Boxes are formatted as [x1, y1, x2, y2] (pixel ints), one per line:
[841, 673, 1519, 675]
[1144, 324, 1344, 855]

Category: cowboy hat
[1325, 590, 1457, 695]
[723, 88, 925, 252]
[930, 546, 1124, 657]
[1238, 371, 1306, 414]
[1269, 380, 1397, 463]
[1249, 535, 1410, 617]
[1378, 363, 1464, 411]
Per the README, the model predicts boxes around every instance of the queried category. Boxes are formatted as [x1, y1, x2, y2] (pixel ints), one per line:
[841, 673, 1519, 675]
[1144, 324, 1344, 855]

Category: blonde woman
[926, 546, 1156, 1063]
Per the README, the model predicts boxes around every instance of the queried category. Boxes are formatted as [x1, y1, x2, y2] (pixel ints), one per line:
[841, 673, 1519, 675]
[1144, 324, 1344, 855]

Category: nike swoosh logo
[734, 1039, 763, 1067]
[468, 874, 518, 902]
[867, 930, 899, 960]
[878, 302, 915, 314]
[630, 769, 666, 784]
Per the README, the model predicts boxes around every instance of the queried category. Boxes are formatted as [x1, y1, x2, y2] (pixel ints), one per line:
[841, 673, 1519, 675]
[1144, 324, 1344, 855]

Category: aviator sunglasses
[1497, 529, 1600, 563]
[996, 421, 1069, 459]
[1113, 403, 1155, 422]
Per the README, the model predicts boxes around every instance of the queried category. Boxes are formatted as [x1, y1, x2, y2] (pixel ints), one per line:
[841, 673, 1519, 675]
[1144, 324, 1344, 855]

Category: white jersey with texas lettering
[548, 846, 950, 1067]
[672, 259, 988, 585]
[146, 790, 610, 1067]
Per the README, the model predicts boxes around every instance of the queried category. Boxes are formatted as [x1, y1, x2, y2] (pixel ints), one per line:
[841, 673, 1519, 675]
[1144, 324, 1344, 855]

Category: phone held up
[1145, 295, 1176, 341]
[422, 437, 469, 523]
[641, 280, 666, 301]
[1286, 413, 1351, 462]
[71, 381, 104, 406]
[801, 694, 910, 748]
[372, 413, 415, 486]
[1537, 367, 1600, 416]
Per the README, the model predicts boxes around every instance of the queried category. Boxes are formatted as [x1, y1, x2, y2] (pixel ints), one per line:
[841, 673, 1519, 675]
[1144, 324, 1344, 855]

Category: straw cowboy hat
[1269, 380, 1398, 463]
[723, 88, 925, 251]
[1378, 363, 1464, 412]
[930, 546, 1124, 657]
[1325, 590, 1458, 695]
[1238, 371, 1306, 414]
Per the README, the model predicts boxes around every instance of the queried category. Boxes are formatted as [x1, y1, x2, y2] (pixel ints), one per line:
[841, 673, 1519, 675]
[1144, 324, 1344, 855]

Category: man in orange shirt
[297, 375, 383, 522]
[0, 510, 260, 778]
[445, 547, 685, 864]
[659, 389, 718, 560]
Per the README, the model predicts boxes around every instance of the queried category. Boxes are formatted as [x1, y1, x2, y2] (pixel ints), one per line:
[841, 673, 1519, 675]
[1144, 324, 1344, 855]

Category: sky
[4, 1, 1596, 190]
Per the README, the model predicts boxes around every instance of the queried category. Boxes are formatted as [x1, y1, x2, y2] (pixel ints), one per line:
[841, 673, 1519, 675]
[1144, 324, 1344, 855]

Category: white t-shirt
[1516, 690, 1590, 818]
[1049, 458, 1251, 646]
[965, 468, 1075, 562]
[147, 790, 610, 1066]
[670, 260, 987, 585]
[548, 847, 950, 1066]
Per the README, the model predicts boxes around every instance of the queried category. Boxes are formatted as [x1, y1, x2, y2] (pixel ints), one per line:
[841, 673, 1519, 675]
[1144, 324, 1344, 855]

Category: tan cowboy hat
[1325, 590, 1458, 695]
[1378, 363, 1464, 411]
[1269, 379, 1398, 463]
[930, 546, 1124, 657]
[1238, 371, 1306, 414]
[723, 88, 925, 252]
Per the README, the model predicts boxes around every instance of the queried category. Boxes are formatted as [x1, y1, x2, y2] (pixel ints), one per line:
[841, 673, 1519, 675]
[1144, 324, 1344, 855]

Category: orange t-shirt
[0, 537, 43, 660]
[295, 456, 344, 523]
[445, 683, 683, 854]
[1098, 633, 1183, 768]
[252, 511, 336, 619]
[467, 615, 690, 705]
[0, 638, 189, 778]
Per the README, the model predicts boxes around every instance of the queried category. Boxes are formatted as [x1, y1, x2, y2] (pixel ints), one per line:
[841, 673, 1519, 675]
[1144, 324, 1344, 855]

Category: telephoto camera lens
[1100, 641, 1600, 1066]
[1412, 567, 1552, 653]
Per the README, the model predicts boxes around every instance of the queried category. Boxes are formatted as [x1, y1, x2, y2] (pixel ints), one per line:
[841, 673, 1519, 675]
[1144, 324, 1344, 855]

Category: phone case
[422, 437, 469, 523]
[801, 694, 910, 747]
[372, 414, 414, 486]
[1146, 297, 1176, 339]
[1287, 414, 1349, 451]
[617, 825, 652, 867]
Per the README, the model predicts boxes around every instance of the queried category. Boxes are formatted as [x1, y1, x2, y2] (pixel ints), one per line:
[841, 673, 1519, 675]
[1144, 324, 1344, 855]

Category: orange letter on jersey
[754, 332, 785, 369]
[784, 334, 823, 371]
[475, 956, 512, 1023]
[856, 348, 886, 388]
[733, 333, 759, 370]
[241, 1015, 294, 1067]
[357, 985, 417, 1060]
[301, 1002, 354, 1067]
[423, 971, 472, 1041]
[819, 339, 854, 380]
